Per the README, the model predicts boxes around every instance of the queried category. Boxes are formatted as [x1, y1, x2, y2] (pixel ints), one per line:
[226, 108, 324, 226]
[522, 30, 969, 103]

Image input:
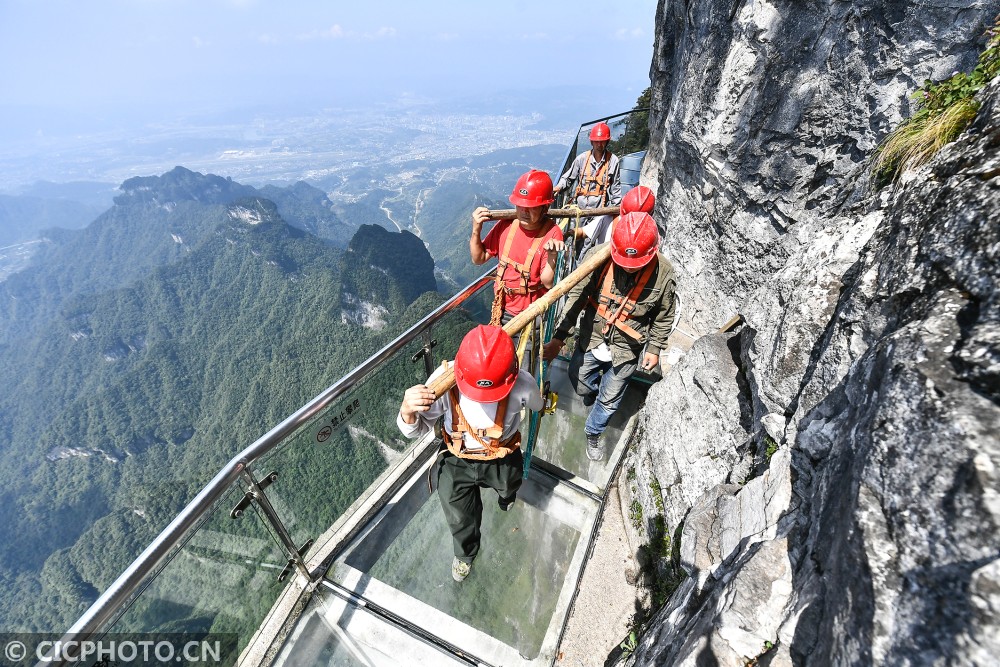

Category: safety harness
[442, 387, 521, 460]
[589, 260, 657, 342]
[489, 218, 555, 325]
[573, 150, 612, 205]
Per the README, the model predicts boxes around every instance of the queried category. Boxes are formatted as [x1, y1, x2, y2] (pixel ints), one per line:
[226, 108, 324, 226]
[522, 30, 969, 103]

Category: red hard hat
[509, 169, 555, 208]
[589, 122, 611, 142]
[611, 212, 659, 269]
[621, 185, 655, 215]
[454, 325, 518, 402]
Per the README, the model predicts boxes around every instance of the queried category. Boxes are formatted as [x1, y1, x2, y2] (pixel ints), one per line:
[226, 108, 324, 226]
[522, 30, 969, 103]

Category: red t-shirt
[483, 219, 564, 315]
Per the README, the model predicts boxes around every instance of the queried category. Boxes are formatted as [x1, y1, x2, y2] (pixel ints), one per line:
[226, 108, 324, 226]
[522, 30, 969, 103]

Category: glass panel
[366, 488, 577, 658]
[250, 337, 425, 555]
[253, 303, 483, 560]
[273, 586, 470, 667]
[531, 357, 649, 493]
[327, 458, 597, 663]
[104, 484, 287, 656]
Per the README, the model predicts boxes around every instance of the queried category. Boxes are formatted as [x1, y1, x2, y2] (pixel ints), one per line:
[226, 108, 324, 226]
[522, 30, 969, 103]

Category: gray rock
[625, 329, 750, 541]
[646, 1, 995, 335]
[624, 2, 1000, 665]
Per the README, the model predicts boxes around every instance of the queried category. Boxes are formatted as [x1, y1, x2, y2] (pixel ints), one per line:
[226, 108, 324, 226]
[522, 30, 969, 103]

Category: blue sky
[0, 0, 657, 119]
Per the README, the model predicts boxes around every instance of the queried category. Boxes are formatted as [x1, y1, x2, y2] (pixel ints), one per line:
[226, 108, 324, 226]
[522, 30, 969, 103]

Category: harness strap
[587, 261, 656, 341]
[574, 150, 611, 203]
[443, 388, 520, 460]
[490, 219, 555, 323]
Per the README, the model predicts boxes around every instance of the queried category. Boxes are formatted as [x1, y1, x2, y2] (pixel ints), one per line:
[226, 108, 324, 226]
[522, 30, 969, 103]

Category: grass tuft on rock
[872, 16, 1000, 184]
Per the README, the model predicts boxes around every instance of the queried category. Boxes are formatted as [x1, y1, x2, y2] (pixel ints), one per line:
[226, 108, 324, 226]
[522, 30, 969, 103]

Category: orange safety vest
[442, 387, 521, 460]
[588, 261, 657, 341]
[573, 150, 612, 204]
[489, 218, 555, 324]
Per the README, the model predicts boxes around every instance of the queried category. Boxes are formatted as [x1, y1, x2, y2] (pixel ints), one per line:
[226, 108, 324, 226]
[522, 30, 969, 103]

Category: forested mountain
[0, 168, 440, 632]
[0, 167, 363, 344]
[257, 181, 360, 248]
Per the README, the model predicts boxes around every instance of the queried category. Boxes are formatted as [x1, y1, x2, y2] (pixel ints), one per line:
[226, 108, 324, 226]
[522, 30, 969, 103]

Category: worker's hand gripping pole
[426, 244, 612, 399]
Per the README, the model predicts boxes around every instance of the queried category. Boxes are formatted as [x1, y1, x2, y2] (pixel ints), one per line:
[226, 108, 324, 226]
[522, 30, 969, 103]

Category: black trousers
[436, 448, 523, 563]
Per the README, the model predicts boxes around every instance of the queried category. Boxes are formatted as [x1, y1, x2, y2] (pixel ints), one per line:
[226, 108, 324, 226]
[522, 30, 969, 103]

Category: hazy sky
[1, 0, 658, 121]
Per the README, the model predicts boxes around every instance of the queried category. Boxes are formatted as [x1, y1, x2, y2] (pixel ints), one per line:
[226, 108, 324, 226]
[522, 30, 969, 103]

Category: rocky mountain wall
[623, 2, 1000, 665]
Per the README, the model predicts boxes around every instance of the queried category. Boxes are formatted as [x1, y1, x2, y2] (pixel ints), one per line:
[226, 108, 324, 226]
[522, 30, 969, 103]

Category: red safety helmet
[589, 122, 611, 142]
[611, 212, 659, 269]
[454, 325, 518, 402]
[621, 185, 655, 215]
[509, 169, 555, 208]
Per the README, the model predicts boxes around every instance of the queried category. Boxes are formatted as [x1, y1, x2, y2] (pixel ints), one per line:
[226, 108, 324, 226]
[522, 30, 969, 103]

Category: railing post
[237, 468, 313, 582]
[410, 330, 437, 379]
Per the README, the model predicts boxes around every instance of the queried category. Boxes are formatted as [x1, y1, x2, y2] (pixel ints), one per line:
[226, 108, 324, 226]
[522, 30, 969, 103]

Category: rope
[566, 204, 584, 274]
[522, 245, 566, 480]
[489, 286, 504, 326]
[567, 204, 584, 233]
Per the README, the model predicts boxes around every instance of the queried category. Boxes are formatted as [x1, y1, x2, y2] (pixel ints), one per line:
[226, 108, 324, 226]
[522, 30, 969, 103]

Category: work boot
[452, 557, 472, 582]
[498, 494, 516, 511]
[586, 433, 604, 461]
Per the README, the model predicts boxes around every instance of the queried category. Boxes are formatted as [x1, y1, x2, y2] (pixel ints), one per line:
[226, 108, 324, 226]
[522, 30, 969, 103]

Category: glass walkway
[57, 111, 653, 667]
[270, 355, 648, 667]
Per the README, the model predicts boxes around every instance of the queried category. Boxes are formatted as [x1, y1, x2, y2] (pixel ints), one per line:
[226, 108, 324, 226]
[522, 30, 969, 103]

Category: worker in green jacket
[543, 212, 676, 461]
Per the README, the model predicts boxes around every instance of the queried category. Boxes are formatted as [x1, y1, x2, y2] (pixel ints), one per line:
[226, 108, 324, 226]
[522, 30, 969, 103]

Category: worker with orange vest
[571, 184, 655, 258]
[553, 121, 622, 254]
[470, 169, 565, 324]
[398, 325, 544, 582]
[542, 212, 676, 462]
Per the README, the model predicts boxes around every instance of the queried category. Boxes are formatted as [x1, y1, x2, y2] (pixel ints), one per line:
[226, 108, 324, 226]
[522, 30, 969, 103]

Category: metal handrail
[64, 268, 497, 644]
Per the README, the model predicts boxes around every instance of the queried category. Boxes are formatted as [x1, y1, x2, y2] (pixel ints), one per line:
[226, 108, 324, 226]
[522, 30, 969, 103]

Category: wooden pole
[427, 245, 611, 398]
[484, 205, 620, 221]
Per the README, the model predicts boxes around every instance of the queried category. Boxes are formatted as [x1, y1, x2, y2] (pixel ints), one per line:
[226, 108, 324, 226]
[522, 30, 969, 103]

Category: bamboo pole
[427, 244, 611, 398]
[483, 205, 619, 221]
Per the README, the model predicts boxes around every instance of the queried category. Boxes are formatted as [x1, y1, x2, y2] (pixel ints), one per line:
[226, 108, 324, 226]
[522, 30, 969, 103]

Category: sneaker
[586, 433, 604, 461]
[582, 393, 597, 407]
[498, 494, 516, 511]
[452, 557, 472, 582]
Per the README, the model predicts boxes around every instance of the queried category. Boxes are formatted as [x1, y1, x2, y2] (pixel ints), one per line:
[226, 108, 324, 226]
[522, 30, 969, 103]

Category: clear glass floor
[273, 359, 649, 667]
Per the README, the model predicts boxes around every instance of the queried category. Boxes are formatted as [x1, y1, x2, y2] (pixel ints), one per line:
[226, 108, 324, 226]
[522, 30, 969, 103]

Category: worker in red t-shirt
[470, 169, 565, 325]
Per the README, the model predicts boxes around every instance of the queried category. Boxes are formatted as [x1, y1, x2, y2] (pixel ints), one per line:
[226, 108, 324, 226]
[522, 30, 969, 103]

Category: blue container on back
[619, 150, 646, 196]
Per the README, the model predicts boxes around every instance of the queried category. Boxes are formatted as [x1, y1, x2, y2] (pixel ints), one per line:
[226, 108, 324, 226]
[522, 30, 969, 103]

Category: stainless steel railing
[62, 270, 495, 648]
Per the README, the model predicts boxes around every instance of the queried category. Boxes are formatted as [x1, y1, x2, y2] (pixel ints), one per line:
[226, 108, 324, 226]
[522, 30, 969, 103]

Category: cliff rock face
[625, 1, 1000, 665]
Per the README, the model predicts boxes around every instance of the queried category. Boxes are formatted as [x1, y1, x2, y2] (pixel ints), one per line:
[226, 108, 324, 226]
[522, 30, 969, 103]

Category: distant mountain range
[0, 192, 108, 246]
[0, 167, 441, 632]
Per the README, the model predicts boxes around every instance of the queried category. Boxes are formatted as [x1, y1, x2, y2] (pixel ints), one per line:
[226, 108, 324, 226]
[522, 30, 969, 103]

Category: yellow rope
[567, 203, 583, 234]
[515, 319, 532, 368]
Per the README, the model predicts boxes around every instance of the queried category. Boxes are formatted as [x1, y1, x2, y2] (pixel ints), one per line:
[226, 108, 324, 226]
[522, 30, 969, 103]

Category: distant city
[0, 86, 646, 285]
[0, 86, 638, 193]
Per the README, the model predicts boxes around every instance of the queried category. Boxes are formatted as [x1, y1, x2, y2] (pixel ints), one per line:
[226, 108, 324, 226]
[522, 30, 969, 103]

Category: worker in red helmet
[542, 212, 676, 462]
[570, 184, 655, 258]
[470, 169, 565, 324]
[398, 325, 544, 582]
[553, 121, 622, 251]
